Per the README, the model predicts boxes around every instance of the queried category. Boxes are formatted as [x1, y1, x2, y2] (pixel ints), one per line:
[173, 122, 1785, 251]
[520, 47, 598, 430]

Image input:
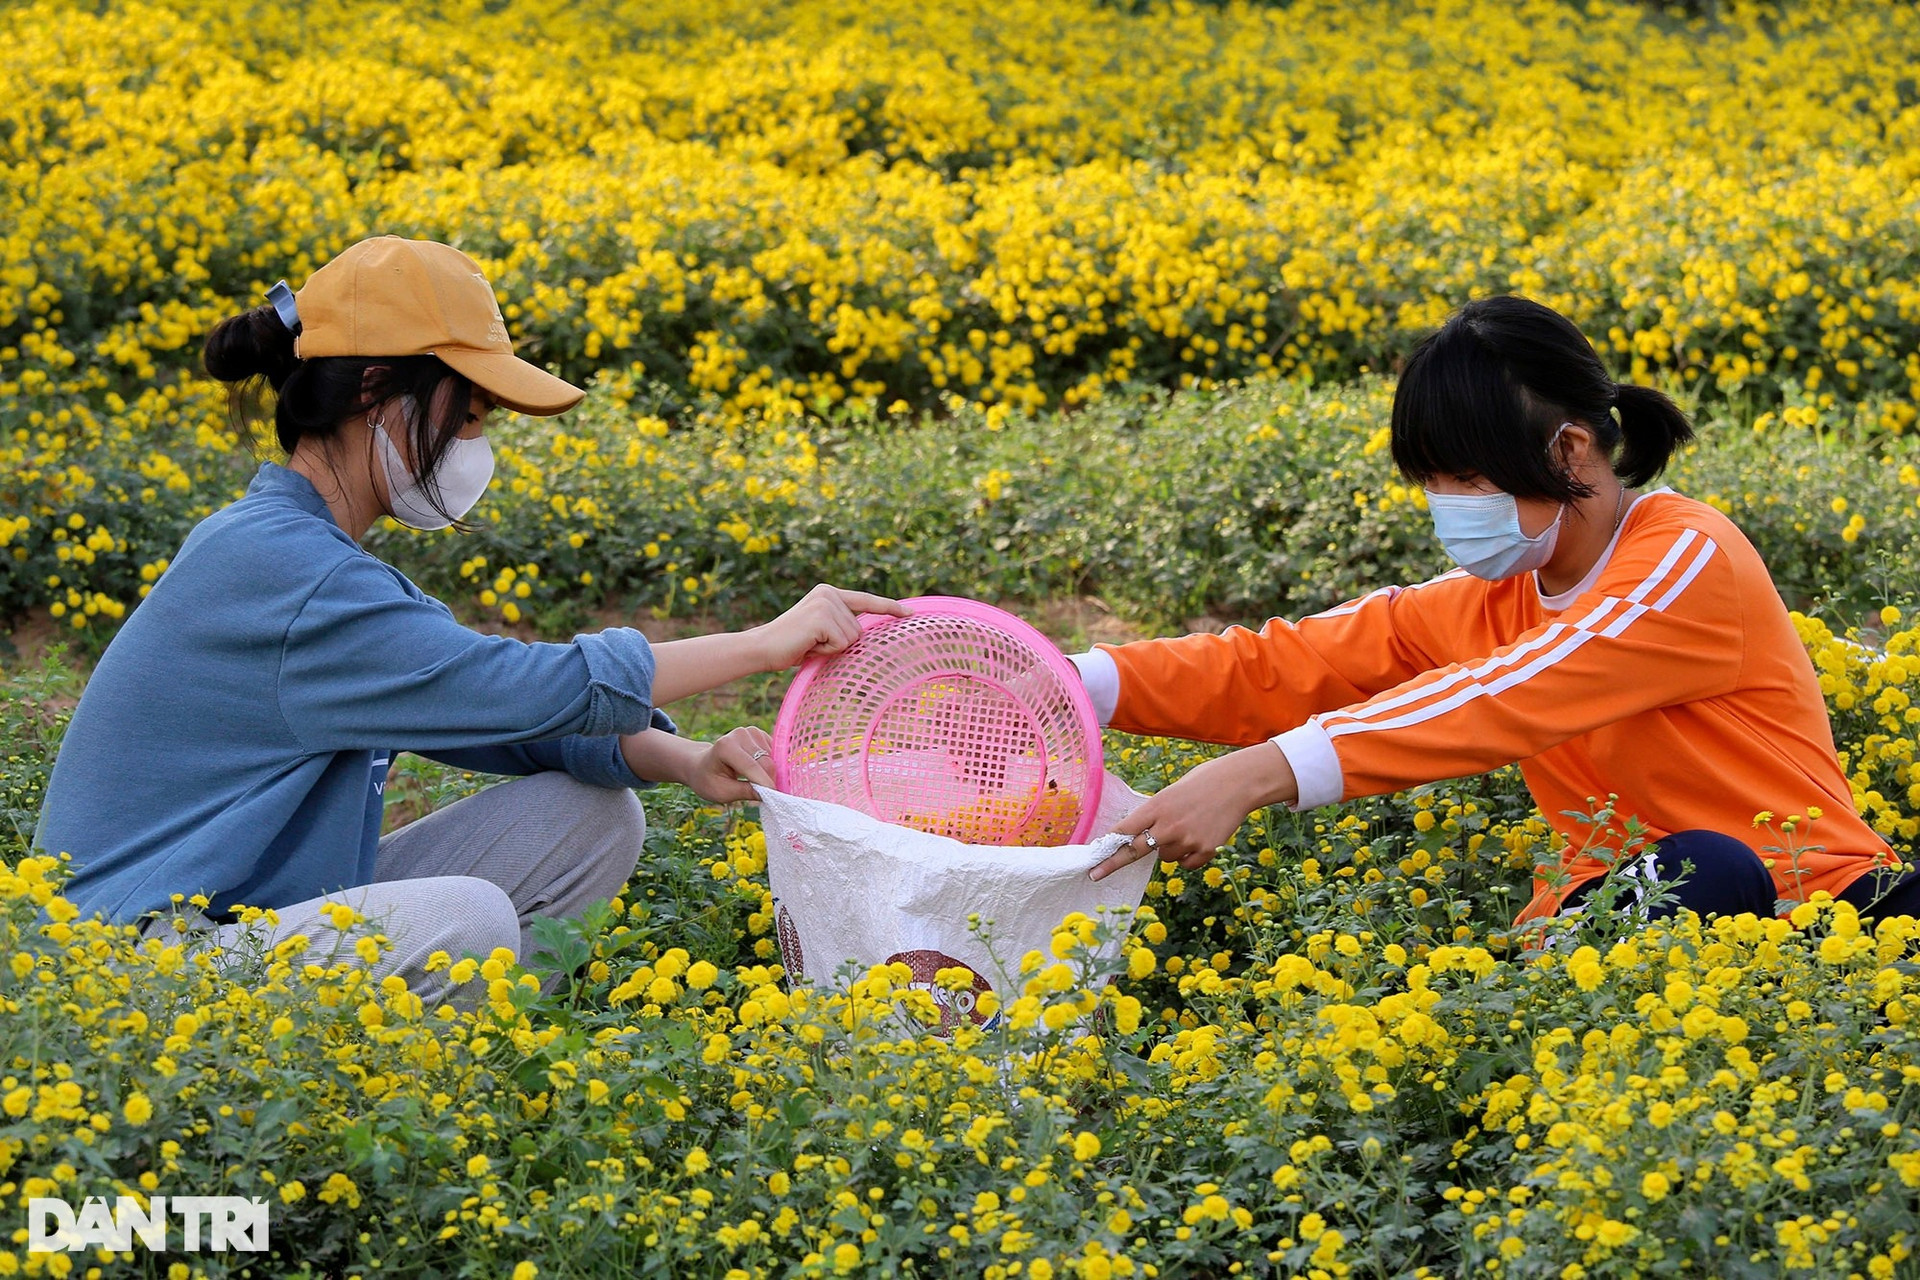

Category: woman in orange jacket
[1081, 296, 1905, 927]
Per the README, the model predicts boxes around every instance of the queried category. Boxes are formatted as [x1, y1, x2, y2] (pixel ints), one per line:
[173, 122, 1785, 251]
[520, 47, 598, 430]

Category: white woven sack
[755, 772, 1154, 1031]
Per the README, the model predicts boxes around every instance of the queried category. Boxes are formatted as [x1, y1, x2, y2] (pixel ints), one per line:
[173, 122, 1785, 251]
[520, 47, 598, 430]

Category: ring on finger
[749, 749, 770, 762]
[1141, 830, 1159, 854]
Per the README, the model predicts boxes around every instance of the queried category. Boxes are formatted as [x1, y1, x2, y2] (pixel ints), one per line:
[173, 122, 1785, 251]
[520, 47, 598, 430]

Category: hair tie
[1608, 383, 1621, 408]
[266, 280, 302, 336]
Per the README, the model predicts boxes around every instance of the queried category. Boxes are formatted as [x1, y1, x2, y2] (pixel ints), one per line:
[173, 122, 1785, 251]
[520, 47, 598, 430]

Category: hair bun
[203, 305, 299, 389]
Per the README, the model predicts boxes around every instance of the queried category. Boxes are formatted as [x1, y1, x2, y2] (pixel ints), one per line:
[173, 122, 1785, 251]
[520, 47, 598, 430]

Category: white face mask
[1422, 489, 1565, 580]
[371, 414, 494, 531]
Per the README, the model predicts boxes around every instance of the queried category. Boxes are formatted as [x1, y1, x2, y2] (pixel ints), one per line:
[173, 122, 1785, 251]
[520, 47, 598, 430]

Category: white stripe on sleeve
[1319, 530, 1699, 735]
[1305, 568, 1470, 621]
[1322, 532, 1718, 743]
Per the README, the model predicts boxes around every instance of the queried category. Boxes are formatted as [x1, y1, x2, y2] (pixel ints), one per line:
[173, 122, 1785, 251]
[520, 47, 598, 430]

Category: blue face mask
[1420, 422, 1573, 581]
[1421, 490, 1565, 580]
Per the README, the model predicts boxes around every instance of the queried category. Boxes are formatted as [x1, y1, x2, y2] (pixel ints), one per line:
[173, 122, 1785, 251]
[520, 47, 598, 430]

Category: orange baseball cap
[292, 236, 584, 416]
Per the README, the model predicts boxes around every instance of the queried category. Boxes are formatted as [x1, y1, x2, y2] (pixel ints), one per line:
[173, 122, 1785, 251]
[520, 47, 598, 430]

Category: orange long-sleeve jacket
[1088, 491, 1894, 924]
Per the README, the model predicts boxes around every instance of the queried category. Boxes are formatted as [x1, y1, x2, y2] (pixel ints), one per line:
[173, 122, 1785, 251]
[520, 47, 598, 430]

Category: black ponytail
[1392, 295, 1693, 500]
[1609, 381, 1694, 488]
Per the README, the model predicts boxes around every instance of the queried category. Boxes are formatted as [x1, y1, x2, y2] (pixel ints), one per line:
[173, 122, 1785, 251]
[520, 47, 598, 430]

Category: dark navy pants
[1837, 863, 1920, 920]
[1562, 829, 1775, 919]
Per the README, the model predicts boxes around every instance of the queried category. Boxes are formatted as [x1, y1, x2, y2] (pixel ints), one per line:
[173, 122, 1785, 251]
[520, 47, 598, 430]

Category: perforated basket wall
[772, 597, 1104, 846]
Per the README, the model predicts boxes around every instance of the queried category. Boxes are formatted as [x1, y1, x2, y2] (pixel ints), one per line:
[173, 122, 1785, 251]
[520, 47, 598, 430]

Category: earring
[366, 407, 385, 431]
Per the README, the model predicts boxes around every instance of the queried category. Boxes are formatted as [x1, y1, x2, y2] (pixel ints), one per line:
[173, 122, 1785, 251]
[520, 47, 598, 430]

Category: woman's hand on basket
[619, 725, 774, 803]
[683, 726, 777, 804]
[1090, 743, 1299, 881]
[753, 584, 910, 671]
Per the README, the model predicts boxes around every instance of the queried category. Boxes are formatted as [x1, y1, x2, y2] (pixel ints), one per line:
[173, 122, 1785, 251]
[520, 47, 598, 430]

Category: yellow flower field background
[7, 0, 1920, 416]
[5, 0, 1920, 631]
[3, 0, 1920, 1277]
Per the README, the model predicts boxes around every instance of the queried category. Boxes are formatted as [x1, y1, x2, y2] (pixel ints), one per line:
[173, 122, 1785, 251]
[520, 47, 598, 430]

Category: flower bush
[10, 370, 1918, 639]
[5, 734, 1919, 1277]
[4, 597, 1918, 1276]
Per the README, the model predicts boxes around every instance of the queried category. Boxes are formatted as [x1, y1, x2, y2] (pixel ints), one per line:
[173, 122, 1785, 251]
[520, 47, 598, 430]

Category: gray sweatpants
[142, 771, 646, 1007]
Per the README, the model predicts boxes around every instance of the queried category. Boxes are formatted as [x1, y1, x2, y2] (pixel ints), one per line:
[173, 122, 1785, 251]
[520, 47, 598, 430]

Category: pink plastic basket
[771, 596, 1104, 846]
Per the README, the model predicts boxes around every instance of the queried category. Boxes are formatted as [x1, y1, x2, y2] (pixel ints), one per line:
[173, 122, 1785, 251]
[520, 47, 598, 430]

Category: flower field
[5, 664, 1920, 1279]
[7, 0, 1920, 629]
[5, 0, 1920, 1275]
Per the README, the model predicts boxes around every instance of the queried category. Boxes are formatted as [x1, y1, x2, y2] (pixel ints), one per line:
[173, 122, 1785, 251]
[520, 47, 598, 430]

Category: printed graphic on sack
[884, 949, 994, 1032]
[774, 900, 806, 981]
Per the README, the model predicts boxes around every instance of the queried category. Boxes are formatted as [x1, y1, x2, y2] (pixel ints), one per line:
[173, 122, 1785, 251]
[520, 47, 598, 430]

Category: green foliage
[0, 647, 76, 862]
[390, 374, 1920, 634]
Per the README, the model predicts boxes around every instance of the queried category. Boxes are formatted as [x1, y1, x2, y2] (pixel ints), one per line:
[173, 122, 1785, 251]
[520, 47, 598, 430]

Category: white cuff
[1067, 649, 1119, 726]
[1271, 720, 1344, 810]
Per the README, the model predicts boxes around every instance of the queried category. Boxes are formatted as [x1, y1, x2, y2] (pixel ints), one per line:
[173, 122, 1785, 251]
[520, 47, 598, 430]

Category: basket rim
[769, 595, 1106, 842]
